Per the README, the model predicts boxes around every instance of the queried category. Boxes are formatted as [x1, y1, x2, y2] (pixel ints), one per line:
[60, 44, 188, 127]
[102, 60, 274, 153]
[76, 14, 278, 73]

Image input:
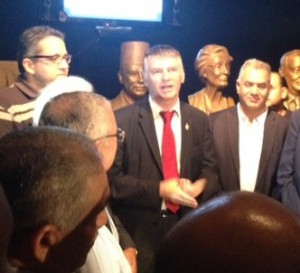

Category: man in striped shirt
[0, 25, 70, 138]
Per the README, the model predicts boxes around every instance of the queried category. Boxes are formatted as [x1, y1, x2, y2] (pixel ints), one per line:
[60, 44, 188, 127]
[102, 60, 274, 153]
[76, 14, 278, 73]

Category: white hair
[32, 75, 94, 126]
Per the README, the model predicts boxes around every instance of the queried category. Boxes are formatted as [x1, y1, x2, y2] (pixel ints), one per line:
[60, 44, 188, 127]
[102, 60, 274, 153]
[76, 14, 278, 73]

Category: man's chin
[217, 81, 228, 88]
[128, 91, 148, 100]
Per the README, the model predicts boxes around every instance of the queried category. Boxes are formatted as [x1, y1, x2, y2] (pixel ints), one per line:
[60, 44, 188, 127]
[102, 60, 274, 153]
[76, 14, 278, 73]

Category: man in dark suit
[208, 58, 289, 197]
[277, 109, 300, 214]
[108, 44, 219, 273]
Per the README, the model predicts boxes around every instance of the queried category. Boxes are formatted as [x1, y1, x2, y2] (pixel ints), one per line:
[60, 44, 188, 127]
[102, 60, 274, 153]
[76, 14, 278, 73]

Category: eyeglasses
[29, 54, 72, 65]
[93, 128, 125, 143]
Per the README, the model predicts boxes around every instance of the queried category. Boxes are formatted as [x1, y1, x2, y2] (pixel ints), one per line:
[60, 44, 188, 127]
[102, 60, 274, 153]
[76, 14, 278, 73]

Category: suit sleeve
[108, 107, 162, 210]
[108, 140, 162, 210]
[200, 115, 222, 201]
[277, 111, 300, 214]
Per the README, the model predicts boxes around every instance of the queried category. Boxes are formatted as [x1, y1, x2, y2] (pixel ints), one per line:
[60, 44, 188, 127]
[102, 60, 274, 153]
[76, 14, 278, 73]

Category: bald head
[0, 126, 109, 272]
[155, 192, 300, 273]
[38, 92, 118, 171]
[118, 41, 150, 100]
[279, 49, 300, 97]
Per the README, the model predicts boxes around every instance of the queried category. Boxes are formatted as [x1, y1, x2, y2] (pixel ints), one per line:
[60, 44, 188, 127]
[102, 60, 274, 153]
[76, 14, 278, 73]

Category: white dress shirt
[149, 96, 182, 210]
[149, 96, 182, 172]
[238, 103, 267, 192]
[76, 207, 132, 273]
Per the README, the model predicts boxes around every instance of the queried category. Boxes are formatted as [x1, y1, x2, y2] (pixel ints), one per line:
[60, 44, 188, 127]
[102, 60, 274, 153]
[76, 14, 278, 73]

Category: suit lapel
[180, 103, 191, 176]
[138, 100, 163, 174]
[226, 107, 240, 185]
[255, 111, 277, 189]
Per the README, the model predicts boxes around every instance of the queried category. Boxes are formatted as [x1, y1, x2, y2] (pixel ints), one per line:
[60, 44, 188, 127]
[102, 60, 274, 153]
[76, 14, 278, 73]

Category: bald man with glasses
[0, 25, 70, 138]
[33, 76, 138, 273]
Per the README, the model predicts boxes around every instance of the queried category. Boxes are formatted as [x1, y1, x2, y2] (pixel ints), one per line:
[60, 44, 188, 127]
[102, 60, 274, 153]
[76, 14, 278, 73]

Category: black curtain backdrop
[1, 0, 300, 102]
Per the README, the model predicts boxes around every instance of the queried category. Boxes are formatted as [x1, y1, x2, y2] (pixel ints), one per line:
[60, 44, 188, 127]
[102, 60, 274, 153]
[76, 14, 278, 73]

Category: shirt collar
[14, 75, 40, 98]
[148, 96, 181, 120]
[237, 102, 267, 125]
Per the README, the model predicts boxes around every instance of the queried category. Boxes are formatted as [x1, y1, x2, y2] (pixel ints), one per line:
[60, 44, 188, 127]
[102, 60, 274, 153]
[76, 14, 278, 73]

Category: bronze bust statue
[279, 49, 300, 111]
[111, 41, 150, 111]
[188, 44, 235, 114]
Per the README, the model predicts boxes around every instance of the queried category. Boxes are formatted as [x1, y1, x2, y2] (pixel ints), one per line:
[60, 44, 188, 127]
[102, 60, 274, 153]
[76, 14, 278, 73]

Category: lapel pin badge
[185, 123, 189, 131]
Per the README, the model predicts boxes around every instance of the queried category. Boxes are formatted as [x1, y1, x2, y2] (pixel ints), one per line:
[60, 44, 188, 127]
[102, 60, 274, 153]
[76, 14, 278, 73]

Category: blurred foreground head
[0, 184, 13, 272]
[0, 126, 109, 273]
[155, 191, 300, 273]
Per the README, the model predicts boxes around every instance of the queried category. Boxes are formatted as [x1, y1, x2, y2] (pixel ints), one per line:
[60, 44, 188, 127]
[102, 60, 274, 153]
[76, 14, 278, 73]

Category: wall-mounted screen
[63, 0, 163, 22]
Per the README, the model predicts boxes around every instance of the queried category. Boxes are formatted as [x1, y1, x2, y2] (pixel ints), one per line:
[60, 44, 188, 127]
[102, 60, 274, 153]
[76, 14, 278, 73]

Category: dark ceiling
[1, 0, 300, 101]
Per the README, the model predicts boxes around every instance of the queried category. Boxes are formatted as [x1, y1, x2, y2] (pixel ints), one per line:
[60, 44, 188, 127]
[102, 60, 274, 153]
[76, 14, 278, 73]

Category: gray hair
[237, 59, 271, 82]
[0, 126, 105, 239]
[38, 92, 112, 141]
[32, 75, 94, 125]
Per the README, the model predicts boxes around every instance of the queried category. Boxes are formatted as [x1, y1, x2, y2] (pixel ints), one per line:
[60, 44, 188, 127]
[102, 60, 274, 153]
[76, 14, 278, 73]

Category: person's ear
[118, 71, 124, 84]
[236, 80, 241, 94]
[281, 86, 288, 100]
[22, 58, 35, 75]
[31, 225, 63, 263]
[94, 140, 109, 171]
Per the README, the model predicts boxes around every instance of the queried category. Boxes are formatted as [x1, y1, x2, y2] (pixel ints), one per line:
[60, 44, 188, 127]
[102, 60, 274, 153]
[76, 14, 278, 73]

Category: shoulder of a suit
[181, 101, 208, 117]
[209, 106, 236, 118]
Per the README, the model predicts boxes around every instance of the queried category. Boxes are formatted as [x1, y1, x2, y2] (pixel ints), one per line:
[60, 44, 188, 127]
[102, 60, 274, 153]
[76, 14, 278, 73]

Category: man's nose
[137, 72, 144, 82]
[222, 65, 229, 75]
[250, 85, 259, 94]
[162, 70, 171, 81]
[59, 58, 70, 70]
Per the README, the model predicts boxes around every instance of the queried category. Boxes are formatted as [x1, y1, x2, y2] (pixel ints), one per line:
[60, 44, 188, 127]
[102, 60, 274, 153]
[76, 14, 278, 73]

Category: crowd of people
[0, 25, 300, 273]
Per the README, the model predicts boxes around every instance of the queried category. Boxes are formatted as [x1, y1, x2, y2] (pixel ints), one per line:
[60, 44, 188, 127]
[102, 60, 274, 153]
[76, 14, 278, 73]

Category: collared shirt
[149, 96, 182, 210]
[238, 103, 267, 192]
[75, 207, 131, 273]
[283, 93, 300, 111]
[149, 96, 182, 173]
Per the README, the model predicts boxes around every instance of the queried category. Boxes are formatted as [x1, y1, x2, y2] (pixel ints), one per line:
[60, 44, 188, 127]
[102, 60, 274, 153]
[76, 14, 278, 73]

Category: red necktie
[160, 111, 179, 213]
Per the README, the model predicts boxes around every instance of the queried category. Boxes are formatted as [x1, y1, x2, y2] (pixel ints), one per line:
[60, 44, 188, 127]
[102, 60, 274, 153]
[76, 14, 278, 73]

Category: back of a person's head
[154, 191, 300, 273]
[32, 75, 94, 126]
[0, 126, 104, 251]
[38, 91, 112, 141]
